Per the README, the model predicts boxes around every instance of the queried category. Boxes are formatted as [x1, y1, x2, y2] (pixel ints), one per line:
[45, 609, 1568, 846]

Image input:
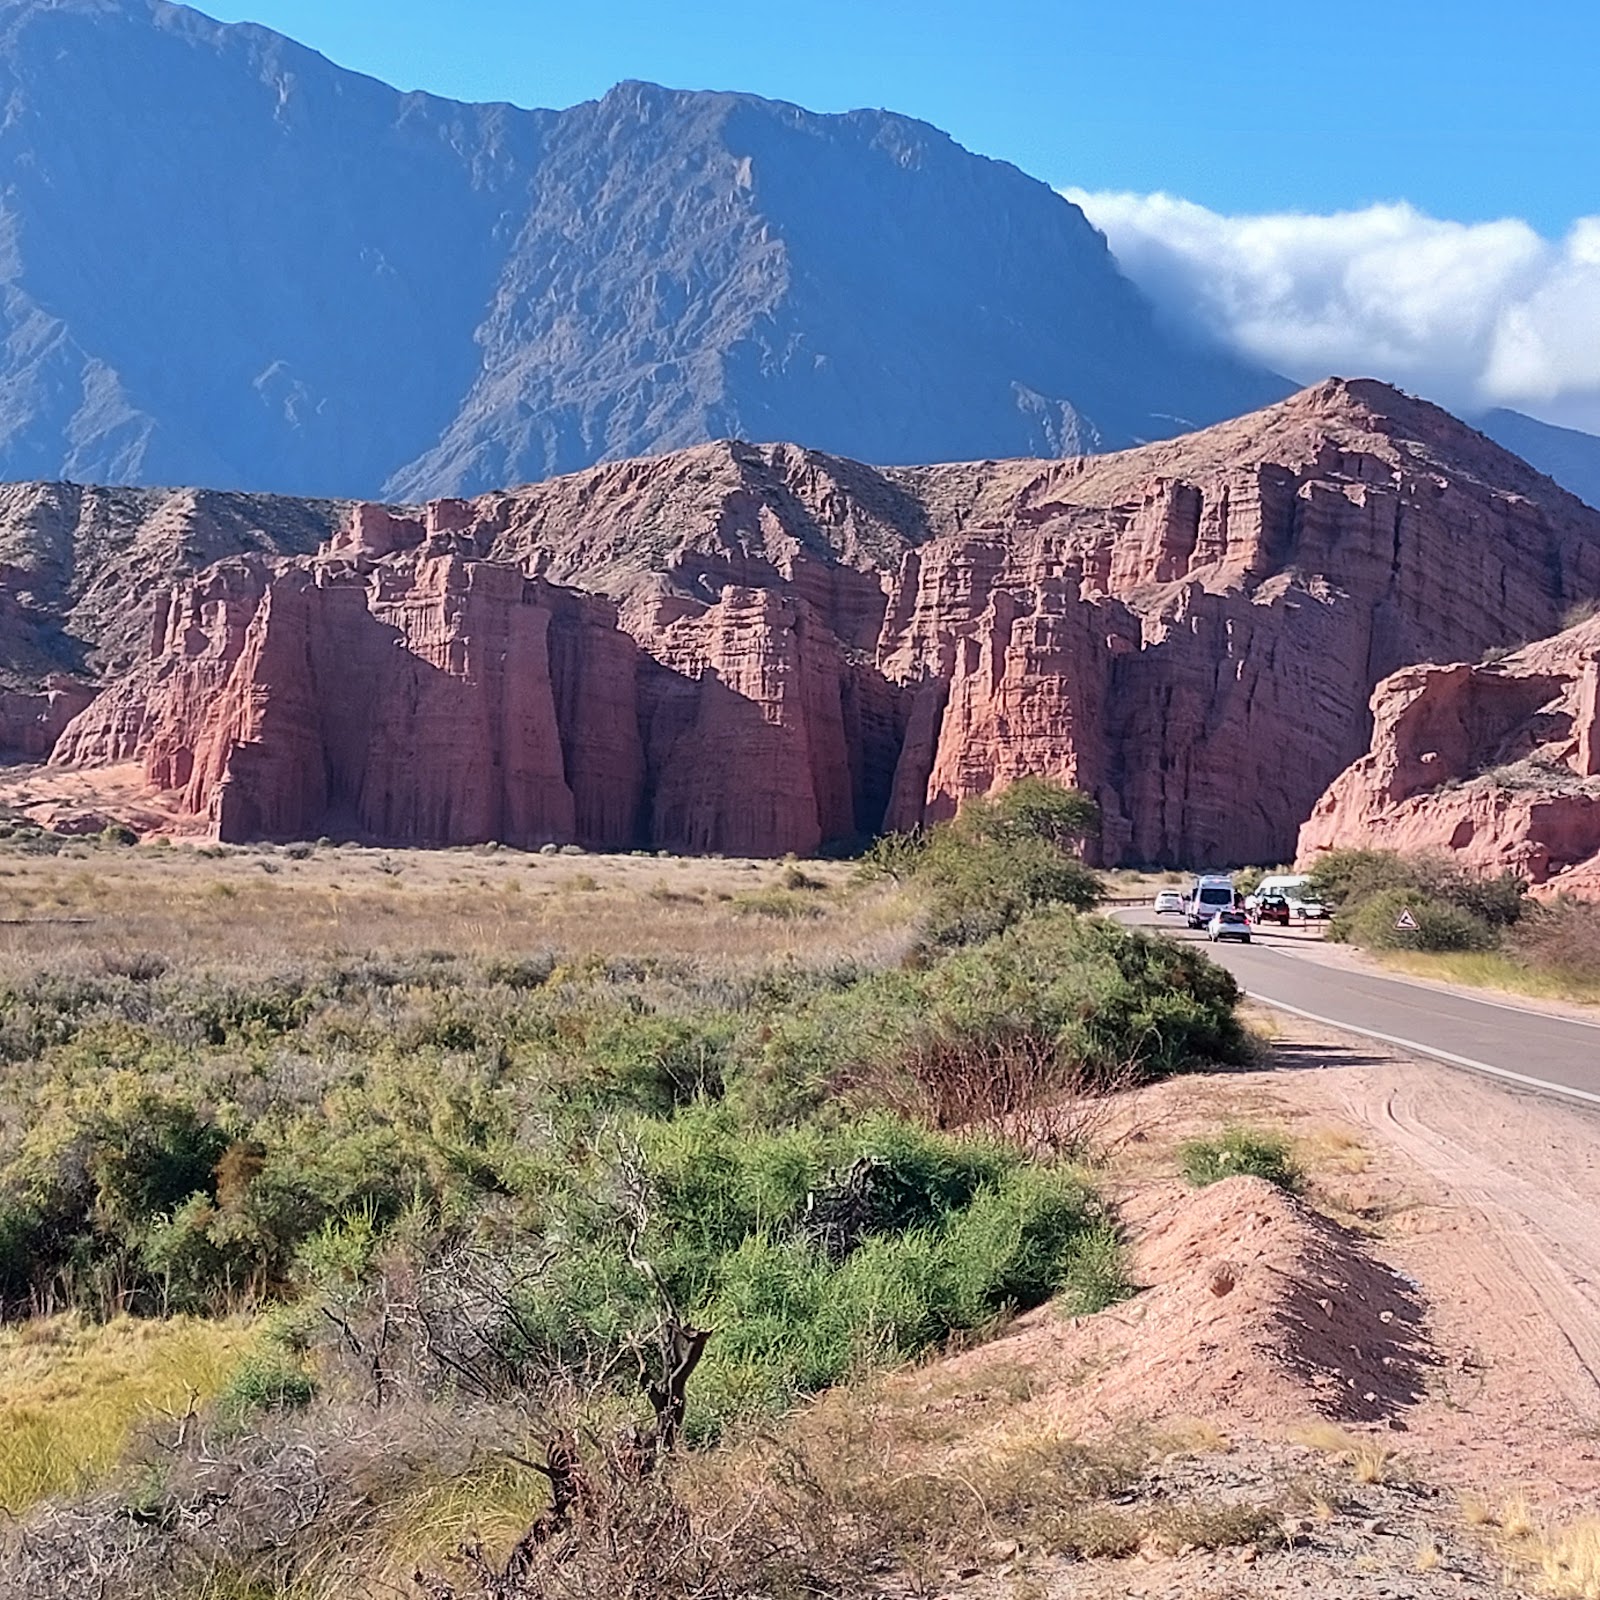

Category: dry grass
[1154, 1417, 1233, 1456]
[1287, 1422, 1398, 1485]
[0, 841, 905, 975]
[1298, 1124, 1370, 1177]
[0, 1314, 258, 1512]
[1466, 1496, 1600, 1598]
[1374, 948, 1600, 1010]
[1536, 1516, 1600, 1598]
[353, 1452, 554, 1598]
[1499, 1495, 1537, 1541]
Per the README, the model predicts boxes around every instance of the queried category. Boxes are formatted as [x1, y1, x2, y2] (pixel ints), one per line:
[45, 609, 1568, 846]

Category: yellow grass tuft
[0, 1314, 258, 1512]
[357, 1455, 552, 1598]
[1287, 1421, 1394, 1484]
[1302, 1124, 1370, 1175]
[1156, 1417, 1232, 1456]
[1537, 1516, 1600, 1598]
[1350, 1442, 1395, 1485]
[1289, 1420, 1362, 1456]
[1500, 1494, 1537, 1541]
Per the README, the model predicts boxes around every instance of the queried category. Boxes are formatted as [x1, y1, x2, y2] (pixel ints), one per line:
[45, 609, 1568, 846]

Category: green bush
[1309, 849, 1526, 938]
[964, 778, 1100, 852]
[1179, 1128, 1301, 1191]
[216, 1351, 317, 1420]
[857, 778, 1104, 948]
[917, 833, 1102, 948]
[677, 1145, 1113, 1440]
[1334, 887, 1497, 953]
[1057, 1220, 1135, 1314]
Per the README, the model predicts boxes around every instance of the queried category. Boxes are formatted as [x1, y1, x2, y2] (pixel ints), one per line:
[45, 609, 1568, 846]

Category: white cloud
[1064, 189, 1600, 433]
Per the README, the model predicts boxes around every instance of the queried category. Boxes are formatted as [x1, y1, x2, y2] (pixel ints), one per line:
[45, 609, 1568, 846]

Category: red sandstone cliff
[36, 380, 1600, 860]
[1298, 613, 1600, 897]
[55, 531, 640, 850]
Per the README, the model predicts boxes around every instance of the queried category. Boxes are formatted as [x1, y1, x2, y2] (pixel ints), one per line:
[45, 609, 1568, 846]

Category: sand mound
[1102, 1175, 1429, 1424]
[923, 1175, 1431, 1442]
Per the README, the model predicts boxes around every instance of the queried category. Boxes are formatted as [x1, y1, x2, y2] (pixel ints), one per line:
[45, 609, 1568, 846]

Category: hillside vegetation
[0, 782, 1248, 1597]
[1308, 848, 1600, 1003]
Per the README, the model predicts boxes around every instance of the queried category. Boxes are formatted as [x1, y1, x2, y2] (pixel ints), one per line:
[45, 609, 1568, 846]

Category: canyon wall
[1299, 613, 1600, 897]
[36, 381, 1600, 861]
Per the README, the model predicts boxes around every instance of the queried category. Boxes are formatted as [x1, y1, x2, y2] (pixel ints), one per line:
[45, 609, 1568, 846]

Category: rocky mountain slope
[30, 380, 1600, 863]
[0, 1, 1283, 501]
[0, 480, 343, 754]
[1476, 409, 1600, 511]
[1298, 609, 1600, 898]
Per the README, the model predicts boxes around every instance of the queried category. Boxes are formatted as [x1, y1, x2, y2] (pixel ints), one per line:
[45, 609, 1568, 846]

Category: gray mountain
[1475, 409, 1600, 511]
[0, 0, 1286, 499]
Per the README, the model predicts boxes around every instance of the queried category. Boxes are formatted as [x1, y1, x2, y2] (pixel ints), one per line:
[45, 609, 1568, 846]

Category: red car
[1252, 894, 1291, 926]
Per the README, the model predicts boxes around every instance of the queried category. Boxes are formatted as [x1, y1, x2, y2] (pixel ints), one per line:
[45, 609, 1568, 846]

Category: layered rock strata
[1298, 613, 1600, 896]
[40, 381, 1600, 860]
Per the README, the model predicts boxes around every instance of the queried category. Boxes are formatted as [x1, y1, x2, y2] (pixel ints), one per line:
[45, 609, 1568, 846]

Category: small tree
[958, 777, 1100, 853]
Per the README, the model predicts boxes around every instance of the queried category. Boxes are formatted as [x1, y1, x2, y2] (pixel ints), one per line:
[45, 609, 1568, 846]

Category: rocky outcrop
[56, 540, 639, 849]
[37, 380, 1600, 859]
[0, 677, 97, 761]
[53, 520, 889, 854]
[0, 481, 344, 717]
[1298, 613, 1600, 897]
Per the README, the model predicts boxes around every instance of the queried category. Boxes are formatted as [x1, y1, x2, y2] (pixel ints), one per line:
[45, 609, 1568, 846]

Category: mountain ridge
[1475, 408, 1600, 512]
[0, 0, 1286, 499]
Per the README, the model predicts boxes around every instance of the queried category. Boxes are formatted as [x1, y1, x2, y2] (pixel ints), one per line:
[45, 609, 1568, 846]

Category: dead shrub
[872, 1029, 1140, 1161]
[1512, 896, 1600, 985]
[2, 1400, 521, 1600]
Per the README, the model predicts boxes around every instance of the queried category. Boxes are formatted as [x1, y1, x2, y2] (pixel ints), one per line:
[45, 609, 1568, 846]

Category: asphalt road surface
[1115, 905, 1600, 1108]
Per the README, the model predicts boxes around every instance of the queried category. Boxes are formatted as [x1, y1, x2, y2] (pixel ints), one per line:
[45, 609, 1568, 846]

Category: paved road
[1114, 906, 1600, 1108]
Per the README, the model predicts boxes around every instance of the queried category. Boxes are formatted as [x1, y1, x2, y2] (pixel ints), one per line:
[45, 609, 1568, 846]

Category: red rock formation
[55, 538, 636, 849]
[52, 524, 873, 855]
[0, 676, 97, 760]
[39, 381, 1600, 860]
[1298, 614, 1600, 897]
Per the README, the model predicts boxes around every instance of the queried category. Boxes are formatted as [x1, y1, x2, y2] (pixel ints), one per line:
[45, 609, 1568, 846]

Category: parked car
[1252, 894, 1291, 926]
[1288, 895, 1330, 921]
[1153, 889, 1186, 916]
[1251, 872, 1312, 905]
[1207, 908, 1253, 944]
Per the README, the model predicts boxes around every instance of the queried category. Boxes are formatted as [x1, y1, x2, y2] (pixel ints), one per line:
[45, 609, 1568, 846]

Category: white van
[1186, 875, 1236, 929]
[1250, 873, 1310, 904]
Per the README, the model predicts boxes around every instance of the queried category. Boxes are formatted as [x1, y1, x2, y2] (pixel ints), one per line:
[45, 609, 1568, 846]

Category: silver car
[1207, 908, 1252, 944]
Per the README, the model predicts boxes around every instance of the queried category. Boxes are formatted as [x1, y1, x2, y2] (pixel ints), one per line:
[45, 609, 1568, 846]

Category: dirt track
[1221, 1010, 1600, 1500]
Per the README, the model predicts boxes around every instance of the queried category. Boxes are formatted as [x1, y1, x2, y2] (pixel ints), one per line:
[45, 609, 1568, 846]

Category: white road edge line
[1109, 902, 1600, 1034]
[1257, 951, 1600, 1033]
[1244, 990, 1600, 1111]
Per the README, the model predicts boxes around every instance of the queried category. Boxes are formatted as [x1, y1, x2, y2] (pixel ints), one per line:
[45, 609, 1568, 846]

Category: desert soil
[892, 1005, 1600, 1597]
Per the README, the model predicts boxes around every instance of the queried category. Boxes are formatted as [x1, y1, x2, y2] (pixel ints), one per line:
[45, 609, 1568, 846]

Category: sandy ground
[923, 1007, 1600, 1510]
[870, 1010, 1600, 1595]
[1257, 1012, 1600, 1499]
[0, 761, 195, 837]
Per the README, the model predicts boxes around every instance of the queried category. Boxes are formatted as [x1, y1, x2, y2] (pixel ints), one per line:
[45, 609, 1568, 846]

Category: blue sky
[203, 0, 1597, 234]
